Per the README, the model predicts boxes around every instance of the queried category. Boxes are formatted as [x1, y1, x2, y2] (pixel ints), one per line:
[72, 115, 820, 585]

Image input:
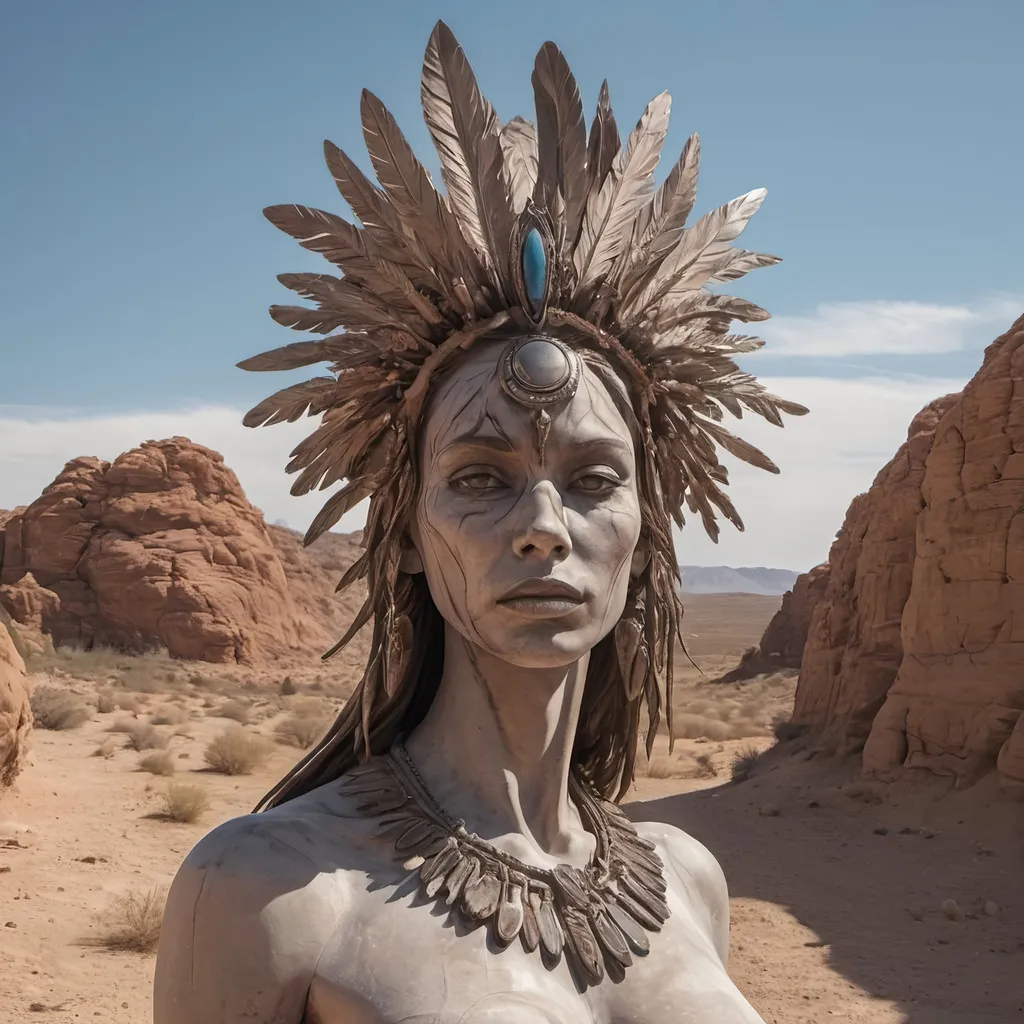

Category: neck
[404, 623, 591, 864]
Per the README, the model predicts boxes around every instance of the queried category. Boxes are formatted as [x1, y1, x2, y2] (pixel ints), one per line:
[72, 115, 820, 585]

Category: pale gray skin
[154, 341, 766, 1024]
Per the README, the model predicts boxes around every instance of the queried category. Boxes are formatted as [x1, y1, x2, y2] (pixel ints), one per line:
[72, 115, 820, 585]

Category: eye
[449, 470, 508, 495]
[572, 471, 621, 496]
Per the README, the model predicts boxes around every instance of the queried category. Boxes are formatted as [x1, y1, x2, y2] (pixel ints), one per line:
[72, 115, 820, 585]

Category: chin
[480, 623, 603, 669]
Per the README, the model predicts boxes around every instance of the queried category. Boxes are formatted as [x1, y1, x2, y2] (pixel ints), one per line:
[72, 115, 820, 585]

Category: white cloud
[674, 374, 966, 570]
[1, 374, 967, 574]
[0, 406, 370, 537]
[762, 294, 1021, 357]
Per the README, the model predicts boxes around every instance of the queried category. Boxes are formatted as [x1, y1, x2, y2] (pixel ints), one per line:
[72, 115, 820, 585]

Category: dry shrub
[139, 752, 175, 776]
[151, 705, 188, 726]
[115, 694, 143, 713]
[95, 691, 118, 714]
[124, 722, 169, 752]
[161, 782, 210, 823]
[207, 699, 250, 725]
[97, 886, 166, 953]
[731, 744, 763, 782]
[694, 753, 719, 778]
[273, 712, 331, 750]
[92, 738, 117, 759]
[203, 727, 273, 775]
[27, 644, 127, 681]
[772, 715, 809, 742]
[30, 686, 92, 730]
[646, 754, 695, 779]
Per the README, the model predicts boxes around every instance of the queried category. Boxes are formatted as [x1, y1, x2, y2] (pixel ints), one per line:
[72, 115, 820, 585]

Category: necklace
[338, 741, 670, 986]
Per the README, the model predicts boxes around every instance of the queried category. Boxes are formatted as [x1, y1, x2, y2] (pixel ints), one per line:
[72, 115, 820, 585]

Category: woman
[154, 21, 804, 1023]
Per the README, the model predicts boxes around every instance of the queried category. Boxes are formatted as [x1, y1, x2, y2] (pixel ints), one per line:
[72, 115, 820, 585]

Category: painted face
[409, 339, 644, 668]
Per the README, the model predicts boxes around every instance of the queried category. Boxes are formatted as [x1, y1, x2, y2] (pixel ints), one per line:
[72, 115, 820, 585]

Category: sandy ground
[1, 595, 1021, 1023]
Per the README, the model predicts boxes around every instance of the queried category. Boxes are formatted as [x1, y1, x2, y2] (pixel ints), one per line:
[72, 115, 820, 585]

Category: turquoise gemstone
[521, 228, 547, 308]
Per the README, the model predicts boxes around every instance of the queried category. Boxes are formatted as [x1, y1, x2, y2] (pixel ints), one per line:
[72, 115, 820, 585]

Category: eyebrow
[437, 434, 515, 457]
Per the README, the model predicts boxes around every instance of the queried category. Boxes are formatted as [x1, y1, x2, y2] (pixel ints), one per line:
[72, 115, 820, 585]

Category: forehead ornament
[499, 336, 581, 408]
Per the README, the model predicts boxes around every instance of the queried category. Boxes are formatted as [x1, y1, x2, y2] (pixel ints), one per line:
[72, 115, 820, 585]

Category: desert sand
[0, 594, 1020, 1024]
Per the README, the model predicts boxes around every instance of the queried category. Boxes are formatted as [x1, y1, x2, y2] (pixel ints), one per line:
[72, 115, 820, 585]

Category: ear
[629, 536, 651, 579]
[398, 535, 424, 575]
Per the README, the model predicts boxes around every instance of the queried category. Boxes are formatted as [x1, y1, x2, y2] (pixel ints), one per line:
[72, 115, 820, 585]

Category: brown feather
[531, 42, 587, 256]
[500, 116, 538, 214]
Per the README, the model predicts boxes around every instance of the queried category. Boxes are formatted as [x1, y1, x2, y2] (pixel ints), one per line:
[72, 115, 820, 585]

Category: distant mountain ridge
[679, 566, 799, 596]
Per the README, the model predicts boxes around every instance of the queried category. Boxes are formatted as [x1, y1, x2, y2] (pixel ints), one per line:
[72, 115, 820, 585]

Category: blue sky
[1, 0, 1022, 569]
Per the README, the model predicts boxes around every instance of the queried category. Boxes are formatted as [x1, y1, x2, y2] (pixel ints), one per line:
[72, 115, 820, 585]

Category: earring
[614, 585, 649, 702]
[385, 613, 413, 698]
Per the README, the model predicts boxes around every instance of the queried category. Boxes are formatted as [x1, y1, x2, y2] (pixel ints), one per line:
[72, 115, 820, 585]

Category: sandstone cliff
[0, 438, 364, 666]
[0, 613, 32, 788]
[786, 313, 1024, 791]
[718, 563, 830, 681]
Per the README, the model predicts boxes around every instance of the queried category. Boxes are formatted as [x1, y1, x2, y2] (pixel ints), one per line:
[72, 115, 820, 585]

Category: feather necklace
[339, 741, 670, 986]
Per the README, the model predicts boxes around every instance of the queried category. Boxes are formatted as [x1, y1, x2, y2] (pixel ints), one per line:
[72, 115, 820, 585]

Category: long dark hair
[255, 342, 683, 810]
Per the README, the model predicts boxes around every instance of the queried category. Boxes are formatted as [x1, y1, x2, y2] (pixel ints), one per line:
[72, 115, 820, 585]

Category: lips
[497, 578, 585, 603]
[495, 578, 586, 620]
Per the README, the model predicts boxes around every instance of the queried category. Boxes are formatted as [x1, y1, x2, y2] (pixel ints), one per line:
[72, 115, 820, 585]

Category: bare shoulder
[154, 783, 371, 1024]
[630, 818, 731, 964]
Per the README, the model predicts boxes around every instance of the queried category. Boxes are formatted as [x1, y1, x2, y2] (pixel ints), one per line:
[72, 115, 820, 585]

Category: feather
[359, 89, 475, 290]
[242, 377, 338, 428]
[304, 478, 375, 546]
[693, 415, 780, 473]
[585, 81, 620, 204]
[500, 116, 538, 214]
[263, 205, 365, 267]
[269, 305, 348, 335]
[531, 42, 587, 255]
[623, 188, 768, 317]
[637, 132, 700, 260]
[421, 22, 514, 288]
[236, 339, 342, 373]
[572, 92, 671, 297]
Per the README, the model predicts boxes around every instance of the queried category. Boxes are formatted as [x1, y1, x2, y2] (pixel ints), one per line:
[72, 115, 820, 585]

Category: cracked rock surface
[790, 313, 1024, 790]
[0, 438, 365, 666]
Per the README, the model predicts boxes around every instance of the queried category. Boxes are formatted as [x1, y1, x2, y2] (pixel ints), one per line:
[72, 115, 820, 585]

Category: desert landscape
[2, 315, 1023, 1023]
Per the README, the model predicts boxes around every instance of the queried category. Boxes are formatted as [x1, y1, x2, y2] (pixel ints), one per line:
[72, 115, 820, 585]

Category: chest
[303, 868, 764, 1024]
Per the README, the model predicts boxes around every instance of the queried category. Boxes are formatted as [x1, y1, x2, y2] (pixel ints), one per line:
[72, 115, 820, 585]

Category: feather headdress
[245, 22, 806, 795]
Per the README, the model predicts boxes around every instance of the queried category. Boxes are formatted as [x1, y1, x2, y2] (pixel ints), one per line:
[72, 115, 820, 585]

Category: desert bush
[694, 753, 719, 778]
[97, 886, 166, 953]
[280, 676, 297, 696]
[646, 754, 693, 780]
[115, 693, 143, 713]
[124, 722, 169, 752]
[207, 699, 250, 725]
[27, 644, 127, 681]
[95, 691, 118, 714]
[731, 745, 763, 783]
[151, 704, 188, 726]
[203, 727, 273, 775]
[273, 712, 330, 750]
[92, 738, 117, 759]
[139, 752, 175, 776]
[29, 686, 92, 730]
[161, 782, 210, 823]
[771, 715, 809, 742]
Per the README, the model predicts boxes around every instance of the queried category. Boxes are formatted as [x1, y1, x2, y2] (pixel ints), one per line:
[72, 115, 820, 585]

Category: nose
[512, 481, 572, 562]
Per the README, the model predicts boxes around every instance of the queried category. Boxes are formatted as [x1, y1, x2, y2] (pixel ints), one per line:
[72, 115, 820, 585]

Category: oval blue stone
[521, 228, 547, 308]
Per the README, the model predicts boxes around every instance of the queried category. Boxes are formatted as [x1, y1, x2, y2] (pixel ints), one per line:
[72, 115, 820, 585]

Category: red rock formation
[718, 563, 830, 681]
[0, 573, 61, 653]
[0, 438, 339, 664]
[790, 313, 1024, 791]
[0, 616, 32, 788]
[864, 315, 1024, 788]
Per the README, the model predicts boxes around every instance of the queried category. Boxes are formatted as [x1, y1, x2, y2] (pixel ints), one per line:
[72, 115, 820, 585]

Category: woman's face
[408, 340, 645, 668]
